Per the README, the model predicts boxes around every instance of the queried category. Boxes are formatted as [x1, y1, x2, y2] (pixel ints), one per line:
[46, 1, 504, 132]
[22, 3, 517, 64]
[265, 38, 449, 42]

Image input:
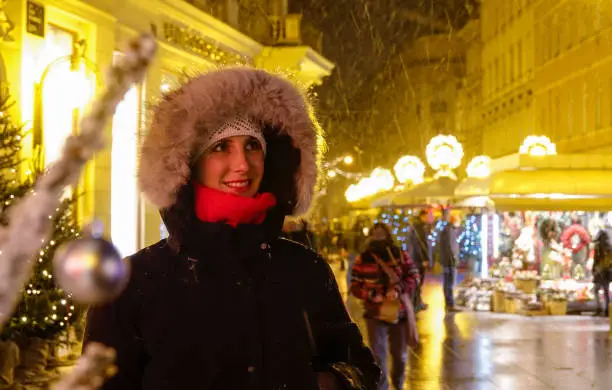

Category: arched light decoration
[370, 167, 395, 192]
[345, 168, 395, 203]
[394, 155, 425, 185]
[345, 183, 362, 203]
[519, 135, 557, 156]
[426, 135, 464, 178]
[466, 155, 492, 179]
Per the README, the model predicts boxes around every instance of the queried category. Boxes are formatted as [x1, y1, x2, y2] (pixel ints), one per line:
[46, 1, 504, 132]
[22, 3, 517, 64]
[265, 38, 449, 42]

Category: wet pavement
[330, 261, 612, 390]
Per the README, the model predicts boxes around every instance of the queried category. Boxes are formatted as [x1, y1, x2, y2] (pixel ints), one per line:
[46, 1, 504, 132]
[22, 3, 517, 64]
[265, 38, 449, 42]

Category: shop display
[454, 278, 495, 311]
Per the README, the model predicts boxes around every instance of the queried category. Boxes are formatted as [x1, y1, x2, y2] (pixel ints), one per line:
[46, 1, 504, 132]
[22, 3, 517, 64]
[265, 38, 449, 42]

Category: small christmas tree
[376, 209, 411, 251]
[0, 95, 80, 341]
[458, 213, 482, 268]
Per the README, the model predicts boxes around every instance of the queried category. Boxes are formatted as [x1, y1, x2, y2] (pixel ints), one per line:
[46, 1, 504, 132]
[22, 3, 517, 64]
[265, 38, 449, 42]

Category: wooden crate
[504, 297, 521, 314]
[515, 279, 538, 294]
[492, 291, 505, 312]
[547, 300, 567, 315]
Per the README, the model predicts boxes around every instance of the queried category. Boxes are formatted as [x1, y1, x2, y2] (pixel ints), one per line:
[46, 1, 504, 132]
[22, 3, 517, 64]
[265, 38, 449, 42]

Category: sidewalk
[333, 266, 612, 389]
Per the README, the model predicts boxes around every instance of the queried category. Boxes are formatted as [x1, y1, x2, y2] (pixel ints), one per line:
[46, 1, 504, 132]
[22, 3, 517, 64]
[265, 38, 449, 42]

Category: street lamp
[343, 155, 353, 165]
[32, 38, 98, 167]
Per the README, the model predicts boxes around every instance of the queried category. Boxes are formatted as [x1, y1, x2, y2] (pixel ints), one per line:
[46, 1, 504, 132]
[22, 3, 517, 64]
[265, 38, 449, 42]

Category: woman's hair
[370, 222, 393, 241]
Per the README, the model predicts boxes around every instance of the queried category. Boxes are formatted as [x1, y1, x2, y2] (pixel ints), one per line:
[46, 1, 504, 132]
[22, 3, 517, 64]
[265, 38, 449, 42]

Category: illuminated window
[111, 52, 140, 257]
[40, 25, 92, 166]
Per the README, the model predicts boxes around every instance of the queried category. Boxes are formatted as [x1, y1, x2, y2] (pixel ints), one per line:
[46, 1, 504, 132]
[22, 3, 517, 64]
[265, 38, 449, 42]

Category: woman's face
[372, 227, 388, 241]
[196, 135, 264, 197]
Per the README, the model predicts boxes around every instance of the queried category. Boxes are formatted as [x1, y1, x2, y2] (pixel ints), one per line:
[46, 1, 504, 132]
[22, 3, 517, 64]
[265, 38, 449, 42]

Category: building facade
[402, 33, 467, 156]
[0, 0, 333, 255]
[480, 0, 537, 158]
[533, 0, 612, 154]
[455, 18, 483, 160]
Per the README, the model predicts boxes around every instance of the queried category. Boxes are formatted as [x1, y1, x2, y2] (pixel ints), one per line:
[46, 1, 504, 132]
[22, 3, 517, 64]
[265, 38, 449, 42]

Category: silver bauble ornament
[53, 233, 129, 305]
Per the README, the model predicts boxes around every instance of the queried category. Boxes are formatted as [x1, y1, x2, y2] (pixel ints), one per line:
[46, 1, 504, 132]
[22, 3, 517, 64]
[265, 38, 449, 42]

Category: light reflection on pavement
[330, 261, 612, 389]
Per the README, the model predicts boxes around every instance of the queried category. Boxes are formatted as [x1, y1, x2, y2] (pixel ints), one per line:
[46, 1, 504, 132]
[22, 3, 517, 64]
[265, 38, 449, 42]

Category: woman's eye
[246, 138, 262, 151]
[211, 141, 228, 153]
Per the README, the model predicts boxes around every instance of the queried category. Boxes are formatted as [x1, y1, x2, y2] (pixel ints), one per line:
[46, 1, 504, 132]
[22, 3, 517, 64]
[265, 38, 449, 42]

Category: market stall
[453, 137, 612, 316]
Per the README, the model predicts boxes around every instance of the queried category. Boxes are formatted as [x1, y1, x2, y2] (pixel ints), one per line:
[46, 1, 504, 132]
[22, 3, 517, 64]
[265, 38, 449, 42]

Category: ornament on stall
[53, 221, 129, 305]
[560, 224, 590, 254]
[514, 227, 536, 263]
[573, 264, 586, 281]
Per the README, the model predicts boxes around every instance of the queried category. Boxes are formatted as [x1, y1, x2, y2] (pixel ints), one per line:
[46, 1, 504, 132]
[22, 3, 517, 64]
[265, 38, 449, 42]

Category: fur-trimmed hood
[138, 67, 324, 215]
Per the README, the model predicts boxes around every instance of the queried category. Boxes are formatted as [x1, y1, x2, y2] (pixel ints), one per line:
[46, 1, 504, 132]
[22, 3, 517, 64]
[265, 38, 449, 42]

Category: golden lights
[519, 135, 557, 156]
[345, 167, 395, 203]
[466, 156, 492, 179]
[426, 135, 464, 178]
[394, 155, 425, 185]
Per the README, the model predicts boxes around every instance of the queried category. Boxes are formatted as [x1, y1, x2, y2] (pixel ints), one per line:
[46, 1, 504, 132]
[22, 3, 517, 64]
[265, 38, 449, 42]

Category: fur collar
[138, 67, 325, 215]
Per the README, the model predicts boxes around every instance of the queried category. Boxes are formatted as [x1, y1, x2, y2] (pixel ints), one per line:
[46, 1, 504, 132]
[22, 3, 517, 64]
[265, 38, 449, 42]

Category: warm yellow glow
[345, 168, 395, 202]
[466, 155, 492, 179]
[426, 135, 464, 173]
[371, 167, 395, 192]
[43, 63, 93, 165]
[519, 135, 557, 156]
[328, 170, 337, 178]
[345, 183, 362, 203]
[343, 155, 354, 165]
[394, 155, 425, 184]
[111, 80, 140, 258]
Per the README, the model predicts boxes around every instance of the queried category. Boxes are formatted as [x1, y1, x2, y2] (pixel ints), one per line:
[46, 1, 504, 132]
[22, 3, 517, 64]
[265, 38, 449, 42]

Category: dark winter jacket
[439, 223, 459, 268]
[408, 218, 429, 266]
[594, 230, 612, 283]
[350, 239, 420, 319]
[83, 68, 380, 390]
[84, 209, 379, 390]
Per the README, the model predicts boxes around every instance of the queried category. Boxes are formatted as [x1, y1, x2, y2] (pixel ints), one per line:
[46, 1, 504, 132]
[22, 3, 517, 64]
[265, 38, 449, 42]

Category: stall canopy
[454, 154, 612, 211]
[370, 191, 400, 208]
[392, 176, 458, 206]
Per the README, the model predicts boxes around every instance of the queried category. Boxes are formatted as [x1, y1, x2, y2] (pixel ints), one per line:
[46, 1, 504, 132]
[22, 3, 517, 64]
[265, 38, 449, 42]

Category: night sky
[290, 0, 478, 170]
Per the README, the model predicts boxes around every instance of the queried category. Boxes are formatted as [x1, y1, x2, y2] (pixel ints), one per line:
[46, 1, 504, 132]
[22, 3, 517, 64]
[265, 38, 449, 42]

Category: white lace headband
[195, 117, 266, 161]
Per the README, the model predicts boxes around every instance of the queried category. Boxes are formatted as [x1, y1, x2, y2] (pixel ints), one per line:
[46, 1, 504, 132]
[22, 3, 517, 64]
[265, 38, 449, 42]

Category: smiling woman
[83, 67, 381, 390]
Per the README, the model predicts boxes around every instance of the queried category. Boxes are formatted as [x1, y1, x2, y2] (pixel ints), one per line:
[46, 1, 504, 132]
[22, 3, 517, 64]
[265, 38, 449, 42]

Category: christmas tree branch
[0, 31, 155, 352]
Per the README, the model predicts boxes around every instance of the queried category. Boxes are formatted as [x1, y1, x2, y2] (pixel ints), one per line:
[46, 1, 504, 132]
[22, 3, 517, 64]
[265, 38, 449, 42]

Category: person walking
[593, 228, 612, 316]
[351, 223, 420, 390]
[409, 210, 430, 311]
[439, 213, 461, 313]
[83, 67, 380, 390]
